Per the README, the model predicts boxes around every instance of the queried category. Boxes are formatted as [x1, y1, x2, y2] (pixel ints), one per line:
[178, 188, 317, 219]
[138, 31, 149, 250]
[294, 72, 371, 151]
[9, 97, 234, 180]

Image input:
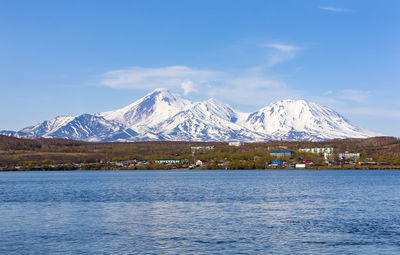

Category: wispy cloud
[319, 6, 349, 12]
[263, 43, 300, 67]
[206, 83, 302, 107]
[98, 41, 304, 107]
[339, 89, 370, 103]
[99, 65, 303, 107]
[348, 107, 400, 118]
[180, 80, 197, 95]
[99, 65, 220, 94]
[264, 43, 299, 52]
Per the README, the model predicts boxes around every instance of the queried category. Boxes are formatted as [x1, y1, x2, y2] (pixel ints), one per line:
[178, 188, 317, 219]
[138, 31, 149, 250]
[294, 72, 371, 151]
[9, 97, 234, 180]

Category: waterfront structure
[296, 163, 306, 169]
[109, 159, 138, 167]
[196, 160, 208, 167]
[155, 159, 183, 164]
[324, 152, 335, 163]
[304, 160, 312, 165]
[271, 160, 282, 166]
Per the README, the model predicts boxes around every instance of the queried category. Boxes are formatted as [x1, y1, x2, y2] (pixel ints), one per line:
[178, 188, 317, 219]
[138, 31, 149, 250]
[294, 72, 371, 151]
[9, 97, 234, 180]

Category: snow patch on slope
[244, 99, 378, 140]
[101, 88, 192, 129]
[2, 89, 379, 142]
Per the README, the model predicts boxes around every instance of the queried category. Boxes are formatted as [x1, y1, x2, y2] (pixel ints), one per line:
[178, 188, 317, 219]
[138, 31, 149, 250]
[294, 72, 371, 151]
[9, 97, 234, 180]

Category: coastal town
[1, 135, 400, 171]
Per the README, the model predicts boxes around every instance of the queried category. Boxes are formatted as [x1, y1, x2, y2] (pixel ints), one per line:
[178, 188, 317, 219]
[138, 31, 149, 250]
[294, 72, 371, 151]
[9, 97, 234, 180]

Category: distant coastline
[1, 135, 400, 171]
[2, 167, 400, 172]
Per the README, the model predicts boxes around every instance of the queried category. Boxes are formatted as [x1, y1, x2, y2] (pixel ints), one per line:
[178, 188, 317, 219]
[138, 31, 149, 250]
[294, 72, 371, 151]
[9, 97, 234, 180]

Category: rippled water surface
[1, 170, 400, 254]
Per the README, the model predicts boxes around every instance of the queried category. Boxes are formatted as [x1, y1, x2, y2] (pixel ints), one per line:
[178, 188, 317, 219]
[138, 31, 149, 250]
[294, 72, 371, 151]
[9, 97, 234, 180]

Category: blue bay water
[1, 170, 400, 254]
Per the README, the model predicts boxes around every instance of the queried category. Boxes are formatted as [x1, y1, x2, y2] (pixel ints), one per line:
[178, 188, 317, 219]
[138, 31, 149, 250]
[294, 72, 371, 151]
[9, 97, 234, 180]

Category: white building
[339, 152, 360, 160]
[229, 141, 244, 147]
[324, 152, 335, 162]
[191, 146, 215, 154]
[196, 160, 208, 167]
[299, 147, 334, 154]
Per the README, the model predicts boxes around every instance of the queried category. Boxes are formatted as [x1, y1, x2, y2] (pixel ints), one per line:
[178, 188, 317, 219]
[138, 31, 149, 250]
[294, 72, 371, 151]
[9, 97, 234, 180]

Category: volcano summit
[1, 89, 378, 142]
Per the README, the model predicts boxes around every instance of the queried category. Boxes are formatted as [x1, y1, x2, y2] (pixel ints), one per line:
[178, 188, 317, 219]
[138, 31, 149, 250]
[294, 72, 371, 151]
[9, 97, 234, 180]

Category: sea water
[1, 170, 400, 254]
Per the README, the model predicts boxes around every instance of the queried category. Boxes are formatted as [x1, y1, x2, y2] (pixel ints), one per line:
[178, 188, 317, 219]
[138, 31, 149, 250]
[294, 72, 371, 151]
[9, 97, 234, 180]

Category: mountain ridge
[0, 88, 379, 142]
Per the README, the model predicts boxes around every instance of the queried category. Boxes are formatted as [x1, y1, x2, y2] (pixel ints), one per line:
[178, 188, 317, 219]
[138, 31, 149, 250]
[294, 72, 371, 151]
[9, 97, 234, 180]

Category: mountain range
[1, 88, 378, 142]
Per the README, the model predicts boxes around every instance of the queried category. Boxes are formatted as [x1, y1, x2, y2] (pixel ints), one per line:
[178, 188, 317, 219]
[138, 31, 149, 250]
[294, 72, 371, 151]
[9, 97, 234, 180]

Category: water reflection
[0, 170, 400, 254]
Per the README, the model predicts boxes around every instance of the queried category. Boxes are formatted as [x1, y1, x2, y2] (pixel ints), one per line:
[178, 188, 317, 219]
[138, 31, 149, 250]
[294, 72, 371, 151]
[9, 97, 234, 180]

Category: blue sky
[1, 0, 399, 136]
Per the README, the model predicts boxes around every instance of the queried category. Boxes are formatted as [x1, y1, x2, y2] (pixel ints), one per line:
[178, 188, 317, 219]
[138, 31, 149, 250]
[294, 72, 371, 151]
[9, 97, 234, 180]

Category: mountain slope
[100, 88, 192, 129]
[16, 114, 138, 142]
[244, 99, 377, 140]
[149, 99, 269, 141]
[1, 89, 378, 142]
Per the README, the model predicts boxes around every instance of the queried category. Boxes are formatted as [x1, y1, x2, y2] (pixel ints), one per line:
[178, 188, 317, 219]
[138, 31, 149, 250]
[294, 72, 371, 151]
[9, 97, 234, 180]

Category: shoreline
[2, 136, 400, 172]
[2, 167, 400, 172]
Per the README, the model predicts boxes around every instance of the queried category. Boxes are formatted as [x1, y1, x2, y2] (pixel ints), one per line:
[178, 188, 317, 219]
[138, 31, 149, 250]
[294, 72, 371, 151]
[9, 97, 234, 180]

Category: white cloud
[264, 43, 299, 52]
[319, 6, 349, 12]
[339, 89, 370, 103]
[347, 107, 400, 118]
[323, 90, 333, 95]
[98, 41, 303, 107]
[228, 77, 287, 89]
[99, 65, 303, 108]
[99, 65, 220, 93]
[180, 80, 197, 95]
[263, 43, 300, 67]
[207, 84, 302, 107]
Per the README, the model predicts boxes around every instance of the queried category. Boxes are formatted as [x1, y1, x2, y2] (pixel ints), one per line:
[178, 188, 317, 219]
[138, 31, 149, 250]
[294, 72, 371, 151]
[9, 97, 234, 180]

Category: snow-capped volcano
[14, 114, 138, 142]
[244, 99, 376, 140]
[1, 89, 379, 141]
[100, 88, 192, 129]
[150, 98, 268, 141]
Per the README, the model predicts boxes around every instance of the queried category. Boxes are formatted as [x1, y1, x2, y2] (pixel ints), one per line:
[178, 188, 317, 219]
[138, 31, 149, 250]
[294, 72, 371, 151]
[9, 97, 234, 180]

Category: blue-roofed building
[270, 150, 296, 159]
[271, 160, 283, 166]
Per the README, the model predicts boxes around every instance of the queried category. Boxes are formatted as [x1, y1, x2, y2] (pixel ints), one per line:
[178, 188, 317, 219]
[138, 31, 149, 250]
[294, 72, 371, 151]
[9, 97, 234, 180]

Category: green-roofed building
[155, 159, 185, 165]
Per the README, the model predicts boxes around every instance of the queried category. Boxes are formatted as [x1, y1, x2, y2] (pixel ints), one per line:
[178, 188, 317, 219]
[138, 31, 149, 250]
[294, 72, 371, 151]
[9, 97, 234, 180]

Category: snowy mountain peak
[1, 90, 379, 142]
[13, 113, 138, 142]
[195, 98, 239, 122]
[143, 87, 180, 100]
[262, 99, 311, 111]
[152, 87, 167, 92]
[138, 88, 188, 106]
[245, 99, 376, 140]
[206, 97, 219, 103]
[101, 88, 193, 128]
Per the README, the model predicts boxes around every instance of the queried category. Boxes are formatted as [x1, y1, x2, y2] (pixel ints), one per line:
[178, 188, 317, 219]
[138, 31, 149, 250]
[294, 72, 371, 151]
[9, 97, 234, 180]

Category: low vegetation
[1, 135, 400, 170]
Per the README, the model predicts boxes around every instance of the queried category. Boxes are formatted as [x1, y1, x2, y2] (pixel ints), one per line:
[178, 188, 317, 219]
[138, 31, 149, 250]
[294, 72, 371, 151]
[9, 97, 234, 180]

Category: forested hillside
[1, 135, 400, 169]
